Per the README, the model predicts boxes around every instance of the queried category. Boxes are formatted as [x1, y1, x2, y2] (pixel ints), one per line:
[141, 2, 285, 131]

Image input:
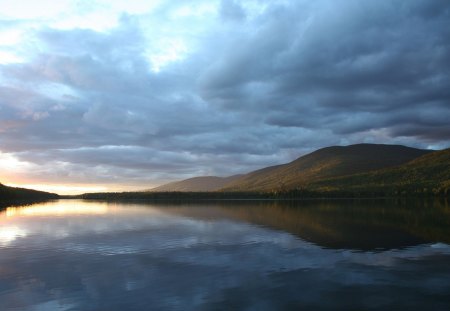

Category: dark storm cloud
[199, 1, 450, 139]
[0, 0, 449, 188]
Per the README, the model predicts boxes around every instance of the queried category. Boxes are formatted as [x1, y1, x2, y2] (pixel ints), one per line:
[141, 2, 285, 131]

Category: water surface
[1, 199, 450, 310]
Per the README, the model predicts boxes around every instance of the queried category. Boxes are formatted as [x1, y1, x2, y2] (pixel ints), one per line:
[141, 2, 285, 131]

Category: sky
[0, 0, 449, 194]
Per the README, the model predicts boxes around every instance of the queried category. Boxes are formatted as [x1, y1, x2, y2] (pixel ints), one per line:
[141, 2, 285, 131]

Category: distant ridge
[150, 175, 243, 192]
[222, 144, 432, 192]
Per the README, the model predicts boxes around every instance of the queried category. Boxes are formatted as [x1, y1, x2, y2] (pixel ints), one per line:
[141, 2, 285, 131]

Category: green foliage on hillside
[308, 148, 450, 196]
[223, 144, 432, 192]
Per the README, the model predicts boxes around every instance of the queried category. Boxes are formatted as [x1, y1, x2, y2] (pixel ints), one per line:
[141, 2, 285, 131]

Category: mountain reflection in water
[0, 199, 449, 310]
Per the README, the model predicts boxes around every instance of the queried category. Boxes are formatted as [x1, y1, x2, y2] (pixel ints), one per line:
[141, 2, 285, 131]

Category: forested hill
[307, 148, 450, 196]
[0, 183, 59, 201]
[222, 144, 432, 192]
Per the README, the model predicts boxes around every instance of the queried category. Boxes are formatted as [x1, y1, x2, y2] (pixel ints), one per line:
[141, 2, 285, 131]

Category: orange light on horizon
[4, 181, 153, 195]
[6, 183, 110, 195]
[0, 151, 155, 195]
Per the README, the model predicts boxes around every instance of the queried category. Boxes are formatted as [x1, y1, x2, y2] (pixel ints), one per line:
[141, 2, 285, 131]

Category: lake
[1, 199, 450, 310]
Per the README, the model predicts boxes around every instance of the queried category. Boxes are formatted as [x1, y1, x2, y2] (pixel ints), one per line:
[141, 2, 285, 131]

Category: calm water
[1, 199, 450, 310]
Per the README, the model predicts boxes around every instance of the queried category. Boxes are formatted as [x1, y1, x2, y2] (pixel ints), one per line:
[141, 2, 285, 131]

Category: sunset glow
[5, 184, 109, 195]
[3, 203, 108, 218]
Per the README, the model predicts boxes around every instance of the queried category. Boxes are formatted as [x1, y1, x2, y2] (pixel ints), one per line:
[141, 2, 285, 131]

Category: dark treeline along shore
[2, 143, 450, 201]
[0, 184, 58, 212]
[76, 188, 449, 202]
[0, 183, 58, 202]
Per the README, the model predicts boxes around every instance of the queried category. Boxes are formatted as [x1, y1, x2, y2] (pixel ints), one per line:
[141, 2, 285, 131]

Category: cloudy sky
[0, 0, 449, 194]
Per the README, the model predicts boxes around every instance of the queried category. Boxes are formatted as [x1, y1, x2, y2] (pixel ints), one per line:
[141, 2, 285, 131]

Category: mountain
[222, 144, 432, 192]
[150, 175, 243, 192]
[309, 148, 450, 195]
[81, 143, 447, 199]
[0, 183, 59, 200]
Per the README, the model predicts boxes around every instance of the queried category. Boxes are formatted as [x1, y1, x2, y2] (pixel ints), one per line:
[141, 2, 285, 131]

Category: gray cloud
[219, 0, 246, 22]
[0, 0, 449, 189]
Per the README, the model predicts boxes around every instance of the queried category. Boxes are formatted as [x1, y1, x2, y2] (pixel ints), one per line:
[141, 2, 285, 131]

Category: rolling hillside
[309, 148, 450, 195]
[150, 175, 243, 192]
[84, 143, 447, 198]
[222, 144, 432, 192]
[0, 183, 59, 200]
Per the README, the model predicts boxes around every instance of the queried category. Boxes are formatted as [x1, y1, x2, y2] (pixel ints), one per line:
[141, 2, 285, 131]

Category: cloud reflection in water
[0, 200, 449, 310]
